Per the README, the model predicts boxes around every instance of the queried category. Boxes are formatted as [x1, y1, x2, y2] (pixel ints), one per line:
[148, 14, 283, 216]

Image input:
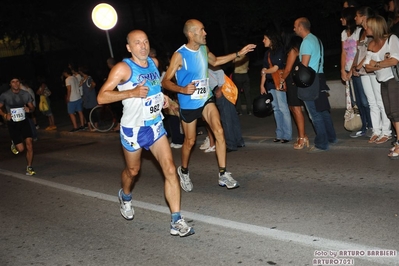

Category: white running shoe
[118, 189, 134, 220]
[218, 172, 239, 189]
[170, 217, 195, 237]
[204, 145, 215, 153]
[177, 166, 193, 192]
[199, 136, 210, 150]
[170, 143, 183, 149]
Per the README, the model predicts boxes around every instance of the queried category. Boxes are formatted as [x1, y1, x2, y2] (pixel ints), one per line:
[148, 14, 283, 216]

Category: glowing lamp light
[91, 3, 118, 57]
[91, 3, 118, 30]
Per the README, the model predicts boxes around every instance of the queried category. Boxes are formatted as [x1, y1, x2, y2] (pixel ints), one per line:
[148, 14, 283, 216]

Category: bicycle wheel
[89, 105, 115, 132]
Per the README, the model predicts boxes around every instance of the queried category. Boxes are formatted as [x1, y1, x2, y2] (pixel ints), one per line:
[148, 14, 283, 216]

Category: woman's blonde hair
[366, 15, 389, 41]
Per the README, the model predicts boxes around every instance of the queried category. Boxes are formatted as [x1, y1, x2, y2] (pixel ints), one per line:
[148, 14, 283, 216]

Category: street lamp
[91, 3, 118, 58]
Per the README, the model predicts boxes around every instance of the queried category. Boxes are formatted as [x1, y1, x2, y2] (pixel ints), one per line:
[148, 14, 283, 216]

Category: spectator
[260, 28, 292, 143]
[36, 77, 56, 130]
[293, 17, 337, 152]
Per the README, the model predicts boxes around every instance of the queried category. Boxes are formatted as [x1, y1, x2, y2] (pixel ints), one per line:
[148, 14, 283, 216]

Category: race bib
[191, 78, 209, 100]
[143, 92, 163, 121]
[10, 107, 26, 122]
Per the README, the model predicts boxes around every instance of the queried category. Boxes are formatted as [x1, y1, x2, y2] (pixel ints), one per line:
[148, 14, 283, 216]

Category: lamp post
[91, 3, 118, 58]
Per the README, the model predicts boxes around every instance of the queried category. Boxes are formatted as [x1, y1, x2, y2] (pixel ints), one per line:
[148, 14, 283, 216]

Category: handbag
[344, 80, 362, 132]
[267, 53, 286, 91]
[39, 95, 49, 112]
[292, 38, 322, 88]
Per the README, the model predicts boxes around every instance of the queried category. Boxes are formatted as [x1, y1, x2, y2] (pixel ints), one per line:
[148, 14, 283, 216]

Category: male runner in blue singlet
[162, 19, 256, 192]
[97, 30, 194, 237]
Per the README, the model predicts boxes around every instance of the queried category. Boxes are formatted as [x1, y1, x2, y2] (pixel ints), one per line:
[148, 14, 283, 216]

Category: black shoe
[281, 139, 289, 143]
[226, 148, 237, 153]
[273, 138, 281, 142]
[237, 144, 245, 148]
[78, 126, 85, 131]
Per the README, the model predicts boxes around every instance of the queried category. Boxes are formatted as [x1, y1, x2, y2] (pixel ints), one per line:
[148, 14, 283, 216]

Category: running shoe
[177, 166, 193, 192]
[204, 145, 215, 153]
[170, 217, 195, 237]
[11, 141, 19, 155]
[118, 189, 134, 220]
[350, 130, 364, 138]
[218, 172, 239, 189]
[170, 143, 183, 149]
[199, 136, 210, 150]
[26, 166, 36, 176]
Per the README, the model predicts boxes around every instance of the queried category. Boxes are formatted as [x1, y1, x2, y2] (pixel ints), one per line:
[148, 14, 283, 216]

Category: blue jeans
[303, 100, 336, 150]
[269, 89, 292, 140]
[351, 76, 372, 132]
[216, 94, 245, 150]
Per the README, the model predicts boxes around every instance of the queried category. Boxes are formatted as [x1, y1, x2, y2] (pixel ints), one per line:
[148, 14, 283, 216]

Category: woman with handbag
[260, 28, 292, 143]
[364, 15, 399, 159]
[341, 7, 372, 138]
[281, 32, 309, 149]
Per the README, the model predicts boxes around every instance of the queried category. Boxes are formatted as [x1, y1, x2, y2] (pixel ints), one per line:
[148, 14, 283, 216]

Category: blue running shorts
[120, 121, 167, 152]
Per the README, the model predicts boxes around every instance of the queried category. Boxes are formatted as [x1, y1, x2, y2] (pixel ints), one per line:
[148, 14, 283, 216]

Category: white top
[65, 76, 81, 102]
[341, 27, 361, 71]
[364, 34, 399, 82]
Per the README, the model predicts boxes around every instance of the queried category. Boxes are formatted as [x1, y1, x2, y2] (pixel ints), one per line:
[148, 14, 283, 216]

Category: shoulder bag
[267, 52, 286, 91]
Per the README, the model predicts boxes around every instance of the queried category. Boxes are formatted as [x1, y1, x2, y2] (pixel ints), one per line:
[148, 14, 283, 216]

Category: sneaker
[35, 125, 40, 129]
[170, 217, 195, 237]
[177, 166, 193, 192]
[368, 134, 379, 143]
[199, 136, 210, 150]
[11, 141, 19, 155]
[26, 166, 36, 176]
[170, 143, 183, 149]
[204, 145, 215, 153]
[307, 146, 327, 153]
[375, 135, 391, 144]
[350, 130, 364, 138]
[118, 189, 134, 220]
[218, 172, 239, 189]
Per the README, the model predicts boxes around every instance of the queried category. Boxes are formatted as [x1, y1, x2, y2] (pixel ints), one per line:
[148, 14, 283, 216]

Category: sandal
[388, 146, 399, 160]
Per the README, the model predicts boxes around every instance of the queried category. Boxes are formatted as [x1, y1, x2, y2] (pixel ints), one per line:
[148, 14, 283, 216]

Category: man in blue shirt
[294, 17, 337, 152]
[162, 19, 256, 192]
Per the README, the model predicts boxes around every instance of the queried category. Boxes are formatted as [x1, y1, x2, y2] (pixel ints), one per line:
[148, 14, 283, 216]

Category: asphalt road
[1, 113, 398, 266]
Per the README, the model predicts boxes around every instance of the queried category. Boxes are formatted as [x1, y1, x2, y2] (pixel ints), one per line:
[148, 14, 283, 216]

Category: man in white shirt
[63, 68, 85, 132]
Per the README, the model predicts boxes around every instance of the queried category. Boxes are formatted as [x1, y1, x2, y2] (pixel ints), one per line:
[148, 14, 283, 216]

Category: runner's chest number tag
[191, 78, 209, 99]
[11, 107, 26, 122]
[143, 93, 163, 120]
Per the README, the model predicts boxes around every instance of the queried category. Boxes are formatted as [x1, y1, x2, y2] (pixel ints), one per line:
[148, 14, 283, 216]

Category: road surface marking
[1, 168, 398, 265]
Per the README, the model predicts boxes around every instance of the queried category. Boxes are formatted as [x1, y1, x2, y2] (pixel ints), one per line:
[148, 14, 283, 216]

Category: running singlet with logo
[117, 57, 164, 127]
[175, 44, 211, 110]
